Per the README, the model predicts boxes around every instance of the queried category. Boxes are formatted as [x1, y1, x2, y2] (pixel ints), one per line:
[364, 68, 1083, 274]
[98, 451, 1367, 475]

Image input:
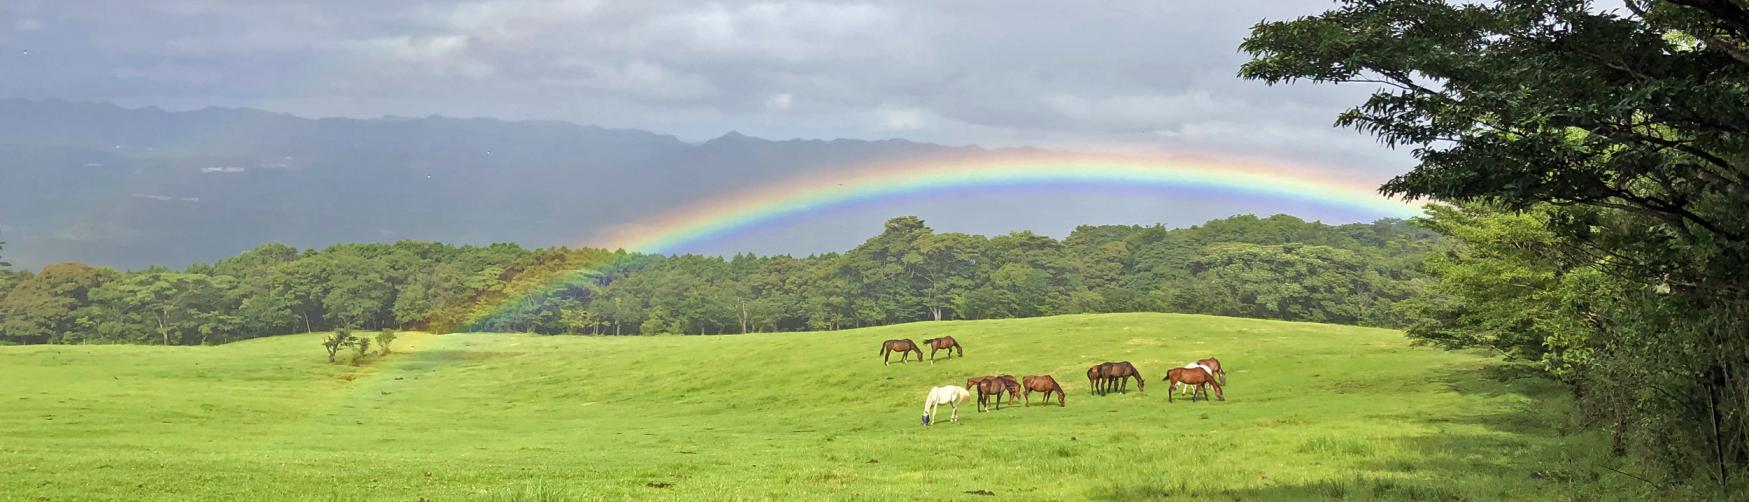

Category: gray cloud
[0, 1, 1412, 176]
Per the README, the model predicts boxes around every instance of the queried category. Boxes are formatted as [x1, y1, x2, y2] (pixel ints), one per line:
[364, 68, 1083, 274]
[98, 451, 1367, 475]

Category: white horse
[1172, 363, 1216, 396]
[922, 385, 971, 426]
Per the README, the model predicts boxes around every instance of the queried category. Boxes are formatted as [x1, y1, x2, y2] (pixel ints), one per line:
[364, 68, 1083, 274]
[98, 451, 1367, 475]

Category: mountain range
[1, 99, 1020, 269]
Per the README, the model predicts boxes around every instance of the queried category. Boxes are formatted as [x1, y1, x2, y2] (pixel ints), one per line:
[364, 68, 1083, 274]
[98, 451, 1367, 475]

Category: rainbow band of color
[591, 155, 1424, 254]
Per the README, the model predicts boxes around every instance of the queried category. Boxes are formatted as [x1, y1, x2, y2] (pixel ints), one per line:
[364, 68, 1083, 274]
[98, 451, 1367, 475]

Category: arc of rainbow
[592, 154, 1422, 254]
[458, 154, 1422, 332]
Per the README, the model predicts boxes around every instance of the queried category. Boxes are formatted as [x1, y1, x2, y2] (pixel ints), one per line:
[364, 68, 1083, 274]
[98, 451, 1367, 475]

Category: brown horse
[966, 375, 994, 390]
[1166, 367, 1224, 402]
[1086, 365, 1104, 395]
[921, 336, 964, 360]
[976, 377, 1013, 411]
[1022, 375, 1066, 407]
[880, 339, 924, 366]
[1197, 357, 1226, 384]
[1098, 361, 1145, 394]
[997, 374, 1022, 403]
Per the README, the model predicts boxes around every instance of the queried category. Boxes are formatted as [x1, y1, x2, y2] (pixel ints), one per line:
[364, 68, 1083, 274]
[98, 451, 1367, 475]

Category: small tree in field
[351, 337, 371, 365]
[375, 328, 397, 355]
[322, 327, 355, 363]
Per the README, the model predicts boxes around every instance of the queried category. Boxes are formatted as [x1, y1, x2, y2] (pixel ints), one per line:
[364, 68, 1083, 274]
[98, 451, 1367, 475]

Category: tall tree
[1242, 0, 1749, 482]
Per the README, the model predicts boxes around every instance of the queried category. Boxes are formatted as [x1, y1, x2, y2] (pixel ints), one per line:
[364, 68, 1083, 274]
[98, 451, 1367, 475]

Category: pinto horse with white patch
[922, 385, 972, 426]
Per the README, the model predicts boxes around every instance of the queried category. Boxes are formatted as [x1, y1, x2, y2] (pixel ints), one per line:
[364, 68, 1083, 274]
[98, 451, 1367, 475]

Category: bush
[376, 329, 397, 355]
[322, 328, 356, 363]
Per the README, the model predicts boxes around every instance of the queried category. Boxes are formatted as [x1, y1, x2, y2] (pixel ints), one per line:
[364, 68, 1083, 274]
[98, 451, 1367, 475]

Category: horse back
[1198, 357, 1223, 373]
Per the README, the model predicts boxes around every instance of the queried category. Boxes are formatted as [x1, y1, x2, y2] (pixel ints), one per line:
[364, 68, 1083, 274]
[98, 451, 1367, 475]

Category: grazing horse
[977, 377, 1014, 412]
[880, 339, 924, 365]
[1197, 357, 1226, 384]
[1022, 375, 1066, 407]
[997, 374, 1022, 403]
[922, 385, 972, 425]
[920, 336, 964, 360]
[1098, 361, 1145, 394]
[1165, 367, 1224, 403]
[1086, 365, 1103, 395]
[1172, 362, 1217, 396]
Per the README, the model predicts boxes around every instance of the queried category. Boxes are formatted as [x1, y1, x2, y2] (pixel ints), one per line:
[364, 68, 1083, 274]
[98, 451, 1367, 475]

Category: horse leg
[884, 351, 890, 366]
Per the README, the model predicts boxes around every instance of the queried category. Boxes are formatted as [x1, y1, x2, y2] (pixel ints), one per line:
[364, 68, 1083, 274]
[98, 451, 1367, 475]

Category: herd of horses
[892, 337, 1231, 426]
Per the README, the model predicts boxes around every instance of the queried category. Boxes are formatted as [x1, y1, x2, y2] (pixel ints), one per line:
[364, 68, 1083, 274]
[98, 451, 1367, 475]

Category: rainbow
[587, 153, 1422, 254]
[457, 152, 1422, 331]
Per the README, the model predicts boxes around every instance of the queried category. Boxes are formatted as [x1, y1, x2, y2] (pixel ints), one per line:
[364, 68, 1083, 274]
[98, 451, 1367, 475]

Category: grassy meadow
[1, 313, 1649, 500]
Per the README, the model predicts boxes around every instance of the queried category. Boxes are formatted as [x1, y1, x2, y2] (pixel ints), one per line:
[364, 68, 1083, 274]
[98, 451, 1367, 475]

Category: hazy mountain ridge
[0, 100, 991, 269]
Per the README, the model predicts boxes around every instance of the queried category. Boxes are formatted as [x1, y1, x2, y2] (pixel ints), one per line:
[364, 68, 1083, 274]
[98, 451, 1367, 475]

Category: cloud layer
[0, 1, 1410, 175]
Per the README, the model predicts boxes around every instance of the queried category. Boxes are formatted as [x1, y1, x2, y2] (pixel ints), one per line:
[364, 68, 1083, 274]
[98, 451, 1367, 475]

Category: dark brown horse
[1022, 375, 1066, 407]
[1086, 365, 1104, 395]
[921, 336, 964, 360]
[1098, 361, 1145, 394]
[880, 339, 924, 365]
[1166, 367, 1224, 402]
[1197, 357, 1226, 384]
[976, 377, 1012, 411]
[997, 374, 1022, 403]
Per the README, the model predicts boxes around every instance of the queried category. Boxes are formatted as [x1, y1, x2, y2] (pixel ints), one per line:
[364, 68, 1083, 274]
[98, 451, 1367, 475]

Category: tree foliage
[0, 215, 1438, 345]
[1242, 0, 1749, 484]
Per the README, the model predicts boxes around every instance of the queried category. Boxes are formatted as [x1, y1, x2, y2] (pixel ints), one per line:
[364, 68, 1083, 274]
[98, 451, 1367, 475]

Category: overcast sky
[0, 1, 1413, 177]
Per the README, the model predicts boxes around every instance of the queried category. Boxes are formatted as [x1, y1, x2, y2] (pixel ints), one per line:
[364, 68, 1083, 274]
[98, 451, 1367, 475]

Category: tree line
[0, 213, 1440, 345]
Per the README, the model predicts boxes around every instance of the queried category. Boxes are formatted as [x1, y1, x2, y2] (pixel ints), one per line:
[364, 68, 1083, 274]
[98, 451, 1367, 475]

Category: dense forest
[0, 213, 1438, 345]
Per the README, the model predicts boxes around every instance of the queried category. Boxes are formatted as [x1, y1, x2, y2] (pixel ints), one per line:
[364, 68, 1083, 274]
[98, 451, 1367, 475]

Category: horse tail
[880, 344, 889, 357]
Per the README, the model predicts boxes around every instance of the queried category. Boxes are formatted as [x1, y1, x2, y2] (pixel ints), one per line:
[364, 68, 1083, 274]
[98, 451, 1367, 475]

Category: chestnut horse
[1165, 367, 1224, 402]
[1022, 375, 1066, 407]
[1197, 357, 1226, 384]
[880, 339, 924, 365]
[1172, 362, 1216, 395]
[1084, 365, 1098, 397]
[921, 336, 964, 360]
[1098, 361, 1145, 394]
[968, 375, 1021, 411]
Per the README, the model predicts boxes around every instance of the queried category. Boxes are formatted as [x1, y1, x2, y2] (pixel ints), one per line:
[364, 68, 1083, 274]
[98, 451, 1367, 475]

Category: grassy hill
[0, 313, 1635, 500]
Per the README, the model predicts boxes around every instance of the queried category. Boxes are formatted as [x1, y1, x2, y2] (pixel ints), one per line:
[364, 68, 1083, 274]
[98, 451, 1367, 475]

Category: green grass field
[2, 313, 1646, 500]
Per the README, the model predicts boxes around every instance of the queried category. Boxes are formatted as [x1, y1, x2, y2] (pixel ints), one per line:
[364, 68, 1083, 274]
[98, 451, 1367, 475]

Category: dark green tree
[1242, 0, 1749, 482]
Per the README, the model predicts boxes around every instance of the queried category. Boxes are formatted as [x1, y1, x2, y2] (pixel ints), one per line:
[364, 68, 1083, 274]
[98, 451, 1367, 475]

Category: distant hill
[0, 99, 989, 268]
